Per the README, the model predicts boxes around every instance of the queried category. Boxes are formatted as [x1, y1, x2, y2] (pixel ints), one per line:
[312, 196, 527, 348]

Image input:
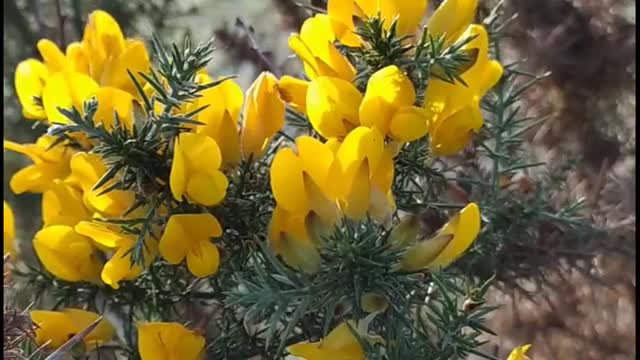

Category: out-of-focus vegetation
[3, 0, 635, 359]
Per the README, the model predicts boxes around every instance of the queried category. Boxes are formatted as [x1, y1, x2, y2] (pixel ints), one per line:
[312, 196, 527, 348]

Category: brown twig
[54, 0, 66, 48]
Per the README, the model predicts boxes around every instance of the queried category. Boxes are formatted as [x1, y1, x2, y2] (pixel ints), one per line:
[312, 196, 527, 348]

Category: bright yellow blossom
[159, 213, 223, 277]
[400, 203, 481, 271]
[42, 180, 92, 227]
[287, 321, 365, 360]
[31, 308, 114, 349]
[289, 14, 356, 81]
[4, 201, 16, 258]
[170, 132, 228, 206]
[137, 322, 205, 360]
[65, 152, 137, 218]
[4, 135, 73, 194]
[327, 0, 428, 47]
[334, 127, 395, 222]
[240, 71, 286, 160]
[507, 344, 532, 360]
[269, 136, 340, 273]
[33, 225, 103, 283]
[359, 65, 429, 142]
[75, 221, 157, 289]
[424, 25, 503, 156]
[278, 75, 309, 113]
[191, 74, 243, 168]
[306, 76, 363, 139]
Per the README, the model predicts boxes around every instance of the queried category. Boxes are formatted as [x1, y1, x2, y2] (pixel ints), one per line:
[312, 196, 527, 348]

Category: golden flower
[33, 225, 103, 284]
[424, 25, 503, 156]
[306, 76, 363, 139]
[327, 0, 428, 47]
[159, 213, 223, 277]
[4, 135, 73, 194]
[75, 221, 157, 289]
[287, 321, 365, 360]
[359, 65, 429, 142]
[239, 72, 286, 160]
[42, 180, 92, 227]
[507, 344, 532, 360]
[278, 75, 309, 113]
[137, 322, 205, 360]
[269, 136, 340, 272]
[334, 127, 395, 222]
[191, 74, 243, 168]
[4, 201, 16, 259]
[31, 308, 114, 349]
[170, 132, 229, 206]
[289, 14, 356, 81]
[400, 203, 481, 271]
[65, 152, 137, 218]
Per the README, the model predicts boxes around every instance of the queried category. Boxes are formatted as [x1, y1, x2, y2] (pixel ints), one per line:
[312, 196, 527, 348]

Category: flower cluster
[3, 0, 526, 359]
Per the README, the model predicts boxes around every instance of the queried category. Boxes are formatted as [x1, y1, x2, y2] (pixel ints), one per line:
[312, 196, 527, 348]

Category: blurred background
[3, 0, 635, 359]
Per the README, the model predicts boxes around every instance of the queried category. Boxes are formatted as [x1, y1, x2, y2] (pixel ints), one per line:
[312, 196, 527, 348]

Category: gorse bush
[3, 1, 596, 359]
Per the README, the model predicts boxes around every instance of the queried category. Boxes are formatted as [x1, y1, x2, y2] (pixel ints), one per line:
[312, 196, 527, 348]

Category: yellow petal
[389, 106, 429, 142]
[4, 202, 16, 259]
[240, 72, 285, 160]
[427, 0, 478, 45]
[37, 39, 68, 72]
[327, 0, 362, 47]
[10, 162, 71, 194]
[360, 65, 415, 135]
[30, 310, 76, 348]
[269, 206, 321, 274]
[83, 10, 125, 80]
[43, 71, 99, 124]
[100, 39, 150, 96]
[427, 202, 481, 269]
[33, 225, 102, 283]
[186, 240, 220, 277]
[14, 59, 48, 119]
[278, 75, 309, 113]
[271, 147, 308, 212]
[400, 232, 454, 271]
[186, 171, 229, 206]
[137, 322, 205, 360]
[378, 0, 428, 37]
[341, 159, 371, 220]
[42, 180, 91, 227]
[306, 76, 362, 139]
[159, 213, 222, 268]
[63, 308, 114, 347]
[93, 87, 135, 131]
[75, 220, 128, 249]
[430, 102, 483, 156]
[66, 42, 90, 74]
[507, 344, 532, 360]
[335, 126, 385, 187]
[288, 321, 365, 360]
[170, 134, 187, 202]
[101, 243, 142, 289]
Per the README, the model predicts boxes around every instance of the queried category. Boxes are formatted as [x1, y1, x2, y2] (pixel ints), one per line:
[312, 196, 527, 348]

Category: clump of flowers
[4, 1, 594, 359]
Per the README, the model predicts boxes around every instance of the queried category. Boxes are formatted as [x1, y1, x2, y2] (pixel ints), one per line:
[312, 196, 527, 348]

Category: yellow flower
[81, 10, 150, 98]
[137, 322, 205, 360]
[4, 201, 16, 259]
[427, 0, 479, 46]
[507, 344, 532, 360]
[327, 0, 428, 47]
[4, 135, 73, 194]
[289, 14, 356, 81]
[65, 152, 137, 218]
[334, 127, 395, 222]
[75, 221, 157, 289]
[359, 65, 429, 142]
[269, 136, 340, 273]
[14, 59, 49, 119]
[306, 76, 363, 139]
[400, 203, 481, 271]
[33, 225, 103, 284]
[31, 308, 114, 349]
[170, 132, 229, 206]
[42, 180, 92, 227]
[191, 74, 243, 168]
[159, 213, 223, 277]
[278, 75, 309, 113]
[240, 72, 286, 160]
[287, 321, 365, 360]
[424, 25, 503, 156]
